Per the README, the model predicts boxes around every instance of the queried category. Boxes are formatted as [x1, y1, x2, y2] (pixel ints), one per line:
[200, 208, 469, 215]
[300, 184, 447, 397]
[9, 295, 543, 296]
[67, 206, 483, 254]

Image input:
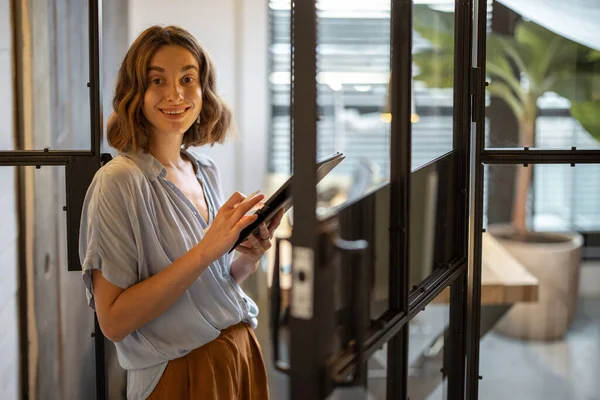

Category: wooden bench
[433, 232, 539, 305]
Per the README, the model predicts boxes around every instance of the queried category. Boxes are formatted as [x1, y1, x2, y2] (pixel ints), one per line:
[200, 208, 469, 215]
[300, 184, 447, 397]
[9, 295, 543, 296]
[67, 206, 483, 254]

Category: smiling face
[142, 45, 202, 140]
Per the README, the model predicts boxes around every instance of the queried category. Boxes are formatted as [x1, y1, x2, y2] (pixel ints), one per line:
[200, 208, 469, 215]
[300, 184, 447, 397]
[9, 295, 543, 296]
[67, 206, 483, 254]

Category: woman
[79, 25, 283, 399]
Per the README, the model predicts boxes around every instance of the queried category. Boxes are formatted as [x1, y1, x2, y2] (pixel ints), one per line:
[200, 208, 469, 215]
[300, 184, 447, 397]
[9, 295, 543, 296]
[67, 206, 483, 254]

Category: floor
[253, 296, 600, 400]
[477, 297, 600, 400]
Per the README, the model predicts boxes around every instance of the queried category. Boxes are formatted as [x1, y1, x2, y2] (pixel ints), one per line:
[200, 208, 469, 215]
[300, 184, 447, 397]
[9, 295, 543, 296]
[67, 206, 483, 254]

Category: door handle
[333, 237, 369, 387]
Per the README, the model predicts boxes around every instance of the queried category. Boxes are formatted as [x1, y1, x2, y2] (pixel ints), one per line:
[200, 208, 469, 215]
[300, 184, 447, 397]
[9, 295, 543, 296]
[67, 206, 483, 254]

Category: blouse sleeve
[79, 166, 140, 310]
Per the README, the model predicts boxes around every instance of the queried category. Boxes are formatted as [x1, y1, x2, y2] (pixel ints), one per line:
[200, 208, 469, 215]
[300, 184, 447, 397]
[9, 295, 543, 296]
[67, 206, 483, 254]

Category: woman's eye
[150, 78, 162, 85]
[182, 76, 195, 84]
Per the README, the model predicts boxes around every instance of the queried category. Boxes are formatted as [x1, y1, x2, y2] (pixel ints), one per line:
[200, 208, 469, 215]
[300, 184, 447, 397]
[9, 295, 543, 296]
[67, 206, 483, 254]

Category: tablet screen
[229, 152, 345, 252]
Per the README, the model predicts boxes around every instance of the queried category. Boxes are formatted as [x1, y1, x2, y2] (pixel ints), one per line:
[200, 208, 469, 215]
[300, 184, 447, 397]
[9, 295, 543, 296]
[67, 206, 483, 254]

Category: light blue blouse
[79, 149, 259, 400]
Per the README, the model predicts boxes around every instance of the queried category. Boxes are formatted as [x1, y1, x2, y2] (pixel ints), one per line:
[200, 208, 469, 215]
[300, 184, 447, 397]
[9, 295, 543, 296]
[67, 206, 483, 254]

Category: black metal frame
[288, 1, 321, 399]
[464, 1, 600, 399]
[465, 0, 487, 397]
[3, 0, 106, 399]
[386, 0, 413, 397]
[446, 0, 475, 396]
[287, 0, 475, 398]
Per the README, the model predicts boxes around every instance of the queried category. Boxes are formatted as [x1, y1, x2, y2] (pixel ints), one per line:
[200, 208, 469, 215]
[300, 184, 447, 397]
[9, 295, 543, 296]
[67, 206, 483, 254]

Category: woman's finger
[234, 214, 260, 232]
[223, 191, 247, 209]
[233, 195, 265, 220]
[268, 208, 285, 234]
[235, 246, 256, 256]
[261, 239, 272, 251]
[246, 233, 262, 250]
[259, 223, 270, 240]
[238, 240, 255, 250]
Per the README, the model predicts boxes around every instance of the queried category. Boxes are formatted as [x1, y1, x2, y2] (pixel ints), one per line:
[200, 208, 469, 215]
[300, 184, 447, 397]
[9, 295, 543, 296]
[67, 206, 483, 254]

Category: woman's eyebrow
[180, 65, 199, 72]
[146, 65, 198, 73]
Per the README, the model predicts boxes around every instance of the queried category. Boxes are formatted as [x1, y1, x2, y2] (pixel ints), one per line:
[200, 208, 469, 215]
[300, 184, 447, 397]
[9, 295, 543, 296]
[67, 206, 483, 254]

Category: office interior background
[0, 0, 599, 399]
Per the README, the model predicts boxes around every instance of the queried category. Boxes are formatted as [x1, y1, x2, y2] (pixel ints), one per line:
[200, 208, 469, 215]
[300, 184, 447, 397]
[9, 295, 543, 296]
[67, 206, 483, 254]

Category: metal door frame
[2, 0, 106, 398]
[287, 0, 475, 399]
[466, 0, 600, 399]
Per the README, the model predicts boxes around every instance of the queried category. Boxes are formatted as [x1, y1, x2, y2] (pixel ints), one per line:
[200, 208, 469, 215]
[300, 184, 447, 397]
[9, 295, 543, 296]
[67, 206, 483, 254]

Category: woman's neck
[147, 132, 186, 170]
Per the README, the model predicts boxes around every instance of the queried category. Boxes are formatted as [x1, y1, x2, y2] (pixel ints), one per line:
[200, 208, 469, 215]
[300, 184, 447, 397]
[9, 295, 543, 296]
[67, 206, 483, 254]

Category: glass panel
[485, 2, 600, 150]
[364, 283, 451, 400]
[268, 0, 456, 206]
[480, 164, 600, 399]
[313, 0, 392, 206]
[407, 286, 450, 399]
[8, 1, 92, 150]
[18, 166, 97, 398]
[410, 153, 456, 289]
[484, 164, 600, 232]
[0, 166, 18, 400]
[1, 0, 14, 151]
[411, 1, 455, 169]
[366, 348, 388, 399]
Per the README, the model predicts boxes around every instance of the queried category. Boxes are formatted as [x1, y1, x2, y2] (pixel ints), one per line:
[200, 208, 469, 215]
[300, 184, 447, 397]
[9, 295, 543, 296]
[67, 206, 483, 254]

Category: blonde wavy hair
[107, 25, 233, 152]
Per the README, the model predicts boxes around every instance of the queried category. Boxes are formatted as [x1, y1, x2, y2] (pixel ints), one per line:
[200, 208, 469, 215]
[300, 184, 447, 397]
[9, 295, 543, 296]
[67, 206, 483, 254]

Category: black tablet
[229, 152, 345, 252]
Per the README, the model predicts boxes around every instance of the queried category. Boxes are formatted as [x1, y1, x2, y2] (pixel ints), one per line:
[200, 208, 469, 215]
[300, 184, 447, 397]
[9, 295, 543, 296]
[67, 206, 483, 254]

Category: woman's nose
[165, 82, 184, 101]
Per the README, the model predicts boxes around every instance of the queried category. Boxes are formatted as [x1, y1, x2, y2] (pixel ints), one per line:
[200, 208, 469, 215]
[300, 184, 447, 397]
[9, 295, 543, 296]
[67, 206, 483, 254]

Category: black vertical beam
[89, 0, 102, 157]
[89, 1, 106, 399]
[289, 1, 321, 400]
[453, 0, 473, 259]
[93, 316, 107, 400]
[16, 167, 29, 400]
[387, 0, 412, 399]
[466, 0, 488, 398]
[448, 0, 473, 397]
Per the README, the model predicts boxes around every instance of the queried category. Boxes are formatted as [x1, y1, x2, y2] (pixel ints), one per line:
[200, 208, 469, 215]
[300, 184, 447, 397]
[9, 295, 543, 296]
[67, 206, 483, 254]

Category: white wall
[128, 0, 269, 197]
[0, 0, 19, 399]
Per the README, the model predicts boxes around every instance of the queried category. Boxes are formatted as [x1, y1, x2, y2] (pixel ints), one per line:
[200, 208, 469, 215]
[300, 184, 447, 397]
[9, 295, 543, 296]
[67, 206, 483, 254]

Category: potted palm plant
[413, 5, 600, 340]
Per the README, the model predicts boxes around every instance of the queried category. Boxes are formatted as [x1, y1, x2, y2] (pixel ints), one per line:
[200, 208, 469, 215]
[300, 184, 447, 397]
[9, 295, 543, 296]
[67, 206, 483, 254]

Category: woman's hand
[236, 207, 284, 261]
[197, 192, 265, 263]
[230, 207, 285, 283]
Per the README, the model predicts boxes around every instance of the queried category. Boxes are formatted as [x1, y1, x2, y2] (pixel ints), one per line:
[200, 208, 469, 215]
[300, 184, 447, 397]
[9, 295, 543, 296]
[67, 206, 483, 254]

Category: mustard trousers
[147, 322, 269, 400]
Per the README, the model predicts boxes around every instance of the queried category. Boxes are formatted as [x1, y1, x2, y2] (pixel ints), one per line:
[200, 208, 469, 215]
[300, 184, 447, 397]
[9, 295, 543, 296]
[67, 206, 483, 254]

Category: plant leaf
[487, 81, 524, 120]
[550, 72, 600, 102]
[413, 51, 454, 88]
[588, 50, 600, 62]
[486, 57, 526, 102]
[412, 4, 455, 89]
[570, 101, 600, 143]
[487, 34, 529, 80]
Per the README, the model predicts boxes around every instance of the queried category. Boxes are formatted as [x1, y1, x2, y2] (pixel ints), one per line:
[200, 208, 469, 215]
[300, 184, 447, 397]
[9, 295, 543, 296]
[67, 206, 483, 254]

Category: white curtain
[497, 0, 600, 51]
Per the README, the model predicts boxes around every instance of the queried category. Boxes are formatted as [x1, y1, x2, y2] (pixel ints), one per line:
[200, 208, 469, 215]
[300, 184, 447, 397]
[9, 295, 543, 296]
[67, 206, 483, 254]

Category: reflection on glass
[363, 289, 451, 400]
[480, 163, 600, 399]
[409, 153, 457, 288]
[267, 0, 456, 207]
[485, 164, 600, 233]
[411, 2, 455, 169]
[8, 1, 91, 150]
[407, 292, 450, 400]
[0, 167, 18, 396]
[327, 152, 456, 321]
[367, 349, 387, 399]
[485, 2, 600, 149]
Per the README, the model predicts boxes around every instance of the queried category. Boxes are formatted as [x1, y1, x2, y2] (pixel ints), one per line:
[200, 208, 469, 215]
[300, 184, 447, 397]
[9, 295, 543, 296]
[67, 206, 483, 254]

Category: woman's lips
[159, 107, 191, 120]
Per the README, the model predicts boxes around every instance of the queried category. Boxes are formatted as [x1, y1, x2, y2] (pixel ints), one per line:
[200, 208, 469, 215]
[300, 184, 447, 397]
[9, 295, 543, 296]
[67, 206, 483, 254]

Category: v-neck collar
[124, 149, 214, 227]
